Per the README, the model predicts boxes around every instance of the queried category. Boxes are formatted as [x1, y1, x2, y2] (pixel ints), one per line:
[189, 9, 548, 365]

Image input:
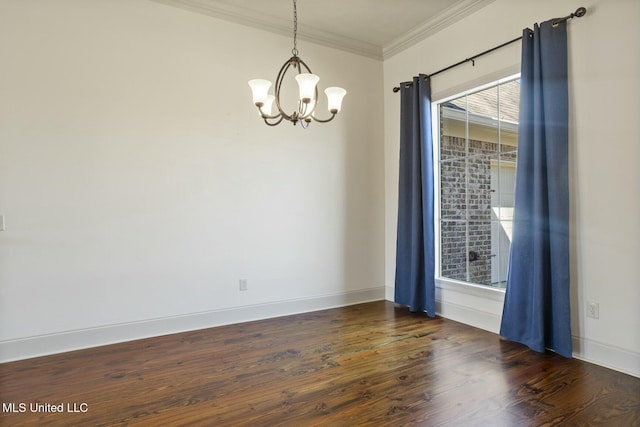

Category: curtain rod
[392, 7, 586, 93]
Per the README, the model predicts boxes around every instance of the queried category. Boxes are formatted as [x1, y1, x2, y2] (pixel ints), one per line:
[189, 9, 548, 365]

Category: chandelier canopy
[248, 0, 346, 127]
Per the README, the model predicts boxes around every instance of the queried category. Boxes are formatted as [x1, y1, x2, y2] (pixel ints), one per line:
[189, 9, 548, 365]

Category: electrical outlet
[587, 301, 599, 319]
[239, 279, 248, 291]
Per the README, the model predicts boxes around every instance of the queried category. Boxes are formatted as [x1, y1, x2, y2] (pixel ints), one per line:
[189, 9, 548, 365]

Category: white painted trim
[149, 0, 381, 59]
[436, 278, 506, 302]
[431, 65, 522, 102]
[436, 281, 640, 378]
[383, 0, 497, 60]
[7, 284, 637, 379]
[385, 285, 394, 301]
[572, 336, 640, 378]
[150, 0, 495, 61]
[435, 285, 640, 378]
[436, 295, 640, 378]
[385, 280, 504, 333]
[435, 294, 503, 334]
[0, 287, 384, 363]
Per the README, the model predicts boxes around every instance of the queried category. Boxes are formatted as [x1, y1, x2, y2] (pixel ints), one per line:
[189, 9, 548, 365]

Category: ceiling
[150, 0, 496, 59]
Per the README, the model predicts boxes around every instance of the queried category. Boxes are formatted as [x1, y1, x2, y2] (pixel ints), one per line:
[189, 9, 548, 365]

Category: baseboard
[435, 299, 502, 334]
[0, 287, 385, 363]
[572, 336, 640, 378]
[436, 300, 640, 378]
[435, 299, 640, 378]
[10, 287, 635, 378]
[384, 284, 502, 334]
[385, 285, 394, 301]
[388, 287, 640, 378]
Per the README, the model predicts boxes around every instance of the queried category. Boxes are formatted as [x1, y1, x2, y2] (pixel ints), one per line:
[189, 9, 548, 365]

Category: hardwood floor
[1, 301, 638, 426]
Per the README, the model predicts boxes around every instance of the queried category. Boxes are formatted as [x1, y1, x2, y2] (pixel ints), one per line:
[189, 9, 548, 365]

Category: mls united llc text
[3, 402, 89, 413]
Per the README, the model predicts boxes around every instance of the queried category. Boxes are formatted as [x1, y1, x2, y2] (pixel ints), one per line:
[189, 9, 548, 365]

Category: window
[435, 76, 520, 289]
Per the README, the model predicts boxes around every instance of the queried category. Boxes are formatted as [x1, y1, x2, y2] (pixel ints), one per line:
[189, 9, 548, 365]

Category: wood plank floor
[1, 301, 638, 426]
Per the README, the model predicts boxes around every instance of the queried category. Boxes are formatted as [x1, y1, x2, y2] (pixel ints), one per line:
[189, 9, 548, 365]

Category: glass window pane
[491, 154, 516, 288]
[500, 79, 519, 154]
[468, 86, 499, 157]
[440, 94, 467, 162]
[440, 158, 466, 220]
[500, 136, 518, 154]
[497, 220, 512, 285]
[469, 220, 492, 285]
[438, 76, 519, 289]
[500, 146, 517, 163]
[467, 85, 498, 118]
[440, 134, 466, 161]
[440, 221, 467, 282]
[467, 154, 492, 222]
[499, 80, 520, 124]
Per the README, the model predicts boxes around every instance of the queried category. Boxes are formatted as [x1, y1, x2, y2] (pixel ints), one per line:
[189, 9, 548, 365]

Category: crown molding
[383, 0, 496, 60]
[150, 0, 496, 61]
[150, 0, 382, 60]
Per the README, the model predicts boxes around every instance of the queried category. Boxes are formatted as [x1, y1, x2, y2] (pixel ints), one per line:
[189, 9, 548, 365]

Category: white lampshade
[325, 87, 347, 113]
[295, 73, 319, 103]
[248, 79, 272, 105]
[261, 94, 275, 116]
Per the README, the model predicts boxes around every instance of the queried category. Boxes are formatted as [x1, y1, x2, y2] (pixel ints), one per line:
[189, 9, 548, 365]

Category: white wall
[2, 0, 638, 379]
[384, 0, 640, 377]
[0, 0, 385, 360]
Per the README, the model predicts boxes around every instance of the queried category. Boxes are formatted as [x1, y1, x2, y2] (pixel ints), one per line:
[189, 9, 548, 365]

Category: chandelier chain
[292, 0, 298, 56]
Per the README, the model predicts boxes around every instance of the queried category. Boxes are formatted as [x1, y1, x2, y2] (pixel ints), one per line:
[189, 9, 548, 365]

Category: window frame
[432, 73, 521, 292]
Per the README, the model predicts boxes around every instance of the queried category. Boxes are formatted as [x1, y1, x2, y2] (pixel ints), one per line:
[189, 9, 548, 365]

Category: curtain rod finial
[575, 7, 586, 18]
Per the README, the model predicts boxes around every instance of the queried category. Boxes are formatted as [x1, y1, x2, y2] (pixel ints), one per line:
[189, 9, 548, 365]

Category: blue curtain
[500, 20, 572, 357]
[394, 75, 435, 316]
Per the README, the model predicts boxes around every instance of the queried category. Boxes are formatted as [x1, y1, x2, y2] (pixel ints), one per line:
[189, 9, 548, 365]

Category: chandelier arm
[264, 116, 285, 126]
[298, 90, 319, 121]
[291, 56, 318, 119]
[294, 56, 318, 121]
[310, 113, 337, 123]
[298, 98, 317, 119]
[274, 59, 297, 122]
[295, 57, 313, 73]
[256, 105, 282, 120]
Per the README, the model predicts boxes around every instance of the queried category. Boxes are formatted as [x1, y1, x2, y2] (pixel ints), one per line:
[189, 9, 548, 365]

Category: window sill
[435, 277, 506, 302]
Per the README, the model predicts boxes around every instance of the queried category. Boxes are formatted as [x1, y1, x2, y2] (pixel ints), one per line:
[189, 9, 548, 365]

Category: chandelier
[248, 0, 347, 127]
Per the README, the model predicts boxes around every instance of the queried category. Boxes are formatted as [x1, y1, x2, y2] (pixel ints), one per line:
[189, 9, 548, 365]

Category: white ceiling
[151, 0, 496, 59]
